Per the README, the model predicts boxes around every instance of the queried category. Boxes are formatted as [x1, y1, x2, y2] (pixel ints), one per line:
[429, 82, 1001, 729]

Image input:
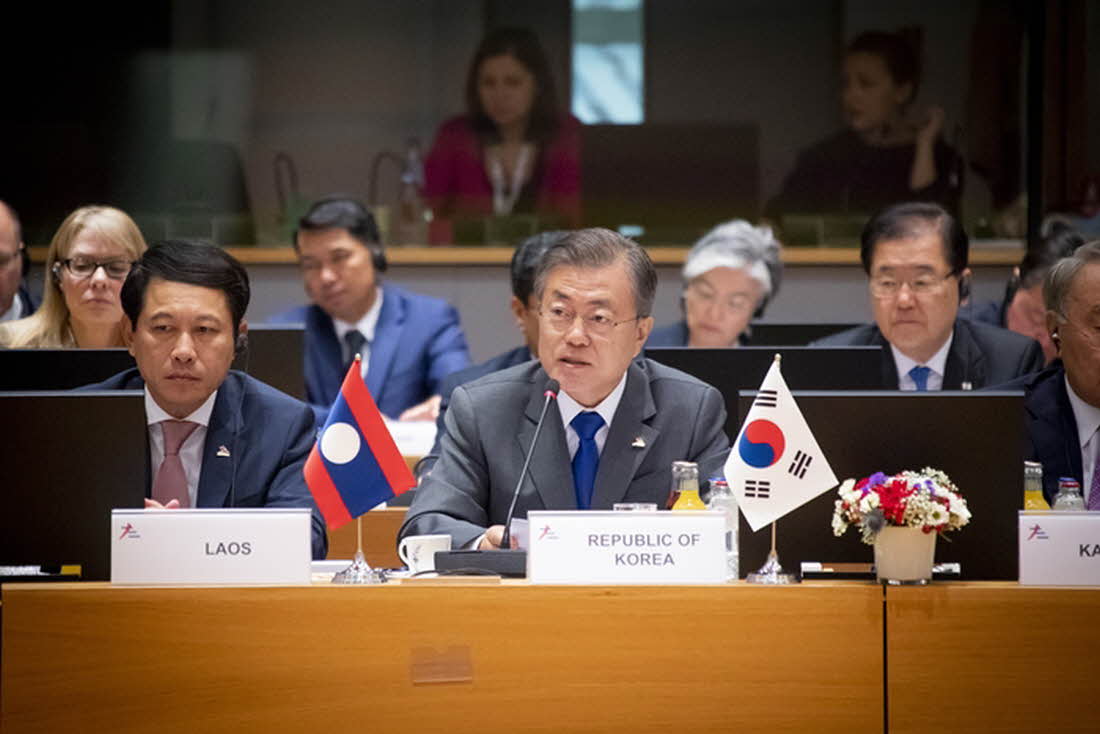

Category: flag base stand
[745, 522, 800, 585]
[332, 518, 386, 584]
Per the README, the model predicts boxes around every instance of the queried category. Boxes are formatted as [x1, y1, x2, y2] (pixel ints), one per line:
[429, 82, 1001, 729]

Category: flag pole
[746, 521, 799, 585]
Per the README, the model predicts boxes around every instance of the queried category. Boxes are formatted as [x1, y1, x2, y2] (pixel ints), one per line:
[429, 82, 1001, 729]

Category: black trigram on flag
[754, 389, 778, 408]
[744, 479, 771, 499]
[788, 450, 812, 479]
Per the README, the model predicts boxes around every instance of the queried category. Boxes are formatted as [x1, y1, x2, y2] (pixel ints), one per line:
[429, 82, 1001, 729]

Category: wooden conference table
[2, 581, 1098, 733]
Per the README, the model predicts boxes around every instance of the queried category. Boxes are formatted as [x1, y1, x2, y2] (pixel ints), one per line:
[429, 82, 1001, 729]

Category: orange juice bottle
[1023, 461, 1050, 510]
[671, 461, 707, 510]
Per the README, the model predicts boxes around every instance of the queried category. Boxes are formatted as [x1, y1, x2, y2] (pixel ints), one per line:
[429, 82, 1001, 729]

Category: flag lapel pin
[631, 436, 646, 448]
[216, 445, 231, 458]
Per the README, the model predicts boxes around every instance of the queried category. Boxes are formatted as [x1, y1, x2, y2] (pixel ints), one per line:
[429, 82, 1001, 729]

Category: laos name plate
[111, 508, 311, 586]
[527, 510, 727, 584]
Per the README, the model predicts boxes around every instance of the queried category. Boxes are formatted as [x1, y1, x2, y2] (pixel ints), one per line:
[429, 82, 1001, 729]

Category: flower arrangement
[831, 467, 971, 544]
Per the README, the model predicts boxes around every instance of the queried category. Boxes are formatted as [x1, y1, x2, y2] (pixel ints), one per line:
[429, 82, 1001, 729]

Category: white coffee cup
[398, 534, 452, 573]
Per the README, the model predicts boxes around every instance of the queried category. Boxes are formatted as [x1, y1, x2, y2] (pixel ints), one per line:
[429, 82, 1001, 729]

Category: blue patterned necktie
[571, 411, 605, 510]
[909, 365, 931, 392]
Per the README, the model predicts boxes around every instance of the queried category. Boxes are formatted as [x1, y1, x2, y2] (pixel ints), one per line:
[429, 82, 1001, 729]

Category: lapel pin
[631, 436, 646, 449]
[217, 445, 231, 458]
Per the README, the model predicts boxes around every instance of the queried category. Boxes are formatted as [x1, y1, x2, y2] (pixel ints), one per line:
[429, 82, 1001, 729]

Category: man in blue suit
[999, 240, 1100, 507]
[87, 240, 327, 559]
[270, 197, 471, 422]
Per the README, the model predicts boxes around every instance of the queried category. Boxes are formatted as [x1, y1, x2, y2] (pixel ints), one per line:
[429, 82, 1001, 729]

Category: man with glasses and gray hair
[1001, 240, 1100, 506]
[0, 201, 36, 323]
[400, 228, 730, 550]
[814, 202, 1043, 390]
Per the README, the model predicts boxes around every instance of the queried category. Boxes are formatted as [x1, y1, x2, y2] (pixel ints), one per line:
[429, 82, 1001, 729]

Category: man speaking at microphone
[400, 228, 730, 550]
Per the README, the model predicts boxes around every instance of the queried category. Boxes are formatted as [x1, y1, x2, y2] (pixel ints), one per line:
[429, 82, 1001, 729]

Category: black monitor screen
[0, 325, 304, 399]
[1, 392, 147, 580]
[734, 390, 1025, 581]
[645, 346, 885, 439]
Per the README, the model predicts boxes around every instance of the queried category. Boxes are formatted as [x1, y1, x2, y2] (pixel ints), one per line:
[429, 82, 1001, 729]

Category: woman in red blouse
[424, 27, 581, 244]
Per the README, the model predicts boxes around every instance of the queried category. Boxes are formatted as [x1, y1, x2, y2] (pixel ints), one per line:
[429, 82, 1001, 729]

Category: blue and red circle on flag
[738, 419, 786, 468]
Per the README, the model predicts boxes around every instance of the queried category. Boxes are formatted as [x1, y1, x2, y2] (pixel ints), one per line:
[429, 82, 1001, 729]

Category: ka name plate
[527, 510, 727, 584]
[1019, 511, 1100, 586]
[111, 508, 312, 586]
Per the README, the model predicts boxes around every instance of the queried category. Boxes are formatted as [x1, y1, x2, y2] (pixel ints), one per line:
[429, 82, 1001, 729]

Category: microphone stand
[434, 381, 559, 578]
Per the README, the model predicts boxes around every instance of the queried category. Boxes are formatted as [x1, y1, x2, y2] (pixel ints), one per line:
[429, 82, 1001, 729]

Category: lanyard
[488, 144, 532, 215]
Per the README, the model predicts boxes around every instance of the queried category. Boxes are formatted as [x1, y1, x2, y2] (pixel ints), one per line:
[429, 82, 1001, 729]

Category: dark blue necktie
[909, 365, 931, 392]
[343, 330, 366, 373]
[571, 411, 605, 510]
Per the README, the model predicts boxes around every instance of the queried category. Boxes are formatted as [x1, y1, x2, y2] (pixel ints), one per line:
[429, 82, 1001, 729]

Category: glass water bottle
[1052, 477, 1086, 511]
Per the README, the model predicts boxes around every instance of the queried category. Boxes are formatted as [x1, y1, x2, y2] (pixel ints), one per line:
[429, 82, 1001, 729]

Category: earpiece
[51, 262, 62, 284]
[957, 273, 971, 301]
[370, 243, 388, 273]
[234, 332, 248, 357]
[1051, 330, 1060, 344]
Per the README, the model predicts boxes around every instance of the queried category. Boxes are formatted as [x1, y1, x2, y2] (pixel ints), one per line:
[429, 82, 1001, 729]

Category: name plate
[527, 510, 726, 584]
[1019, 511, 1100, 586]
[111, 508, 312, 586]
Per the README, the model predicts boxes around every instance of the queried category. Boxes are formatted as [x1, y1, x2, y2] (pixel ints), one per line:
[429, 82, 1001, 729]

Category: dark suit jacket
[646, 321, 690, 347]
[85, 369, 328, 559]
[400, 358, 731, 548]
[412, 345, 535, 481]
[270, 283, 471, 420]
[646, 320, 749, 348]
[14, 283, 37, 318]
[813, 318, 1044, 389]
[997, 362, 1082, 503]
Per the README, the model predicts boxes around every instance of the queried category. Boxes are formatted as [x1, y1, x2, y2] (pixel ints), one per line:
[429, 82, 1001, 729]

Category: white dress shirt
[1064, 376, 1100, 504]
[332, 286, 384, 377]
[145, 389, 218, 507]
[556, 371, 629, 459]
[0, 295, 24, 322]
[892, 332, 953, 391]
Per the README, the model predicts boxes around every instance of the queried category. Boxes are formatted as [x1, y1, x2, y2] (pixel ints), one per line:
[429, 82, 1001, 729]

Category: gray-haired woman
[648, 220, 782, 347]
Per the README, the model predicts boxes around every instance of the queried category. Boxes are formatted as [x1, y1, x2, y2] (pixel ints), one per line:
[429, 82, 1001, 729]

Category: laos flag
[304, 357, 416, 529]
[723, 354, 837, 531]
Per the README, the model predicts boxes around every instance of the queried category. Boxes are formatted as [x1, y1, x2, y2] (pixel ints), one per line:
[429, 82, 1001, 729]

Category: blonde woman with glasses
[0, 206, 146, 347]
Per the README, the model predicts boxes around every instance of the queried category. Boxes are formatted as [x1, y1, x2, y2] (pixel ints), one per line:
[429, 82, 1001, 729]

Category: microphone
[433, 378, 560, 578]
[499, 379, 559, 550]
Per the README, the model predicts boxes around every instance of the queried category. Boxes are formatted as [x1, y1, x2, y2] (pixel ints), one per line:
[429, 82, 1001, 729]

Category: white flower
[927, 504, 949, 527]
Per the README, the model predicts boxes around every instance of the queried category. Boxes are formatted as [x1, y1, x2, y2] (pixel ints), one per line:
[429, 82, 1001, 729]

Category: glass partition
[0, 0, 1044, 248]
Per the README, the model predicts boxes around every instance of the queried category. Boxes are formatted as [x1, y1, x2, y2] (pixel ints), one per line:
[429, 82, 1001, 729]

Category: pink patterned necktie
[1089, 445, 1100, 511]
[152, 420, 199, 507]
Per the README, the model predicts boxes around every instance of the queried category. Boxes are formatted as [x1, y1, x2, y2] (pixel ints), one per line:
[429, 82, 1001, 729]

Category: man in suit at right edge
[1000, 240, 1100, 505]
[400, 228, 730, 550]
[814, 202, 1044, 390]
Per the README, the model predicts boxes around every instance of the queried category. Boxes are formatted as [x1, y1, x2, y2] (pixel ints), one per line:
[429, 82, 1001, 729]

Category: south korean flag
[723, 355, 838, 532]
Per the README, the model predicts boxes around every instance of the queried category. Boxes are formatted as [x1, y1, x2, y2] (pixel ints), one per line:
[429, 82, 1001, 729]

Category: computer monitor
[0, 325, 305, 399]
[1, 391, 147, 580]
[734, 390, 1025, 581]
[747, 322, 861, 346]
[235, 324, 306, 400]
[0, 348, 135, 390]
[645, 346, 885, 439]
